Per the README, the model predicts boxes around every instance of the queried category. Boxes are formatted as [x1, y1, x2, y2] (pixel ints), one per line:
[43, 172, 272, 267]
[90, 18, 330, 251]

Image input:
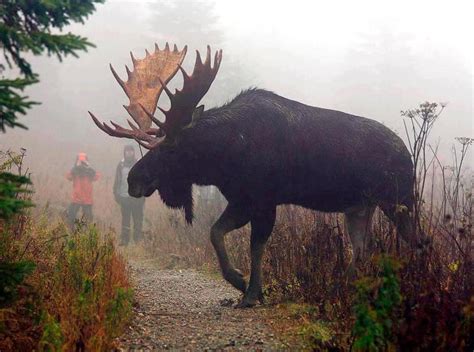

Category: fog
[1, 0, 472, 211]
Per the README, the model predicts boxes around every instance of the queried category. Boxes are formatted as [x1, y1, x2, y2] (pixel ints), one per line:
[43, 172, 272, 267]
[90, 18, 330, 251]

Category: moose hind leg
[210, 204, 251, 293]
[236, 207, 276, 308]
[345, 205, 375, 277]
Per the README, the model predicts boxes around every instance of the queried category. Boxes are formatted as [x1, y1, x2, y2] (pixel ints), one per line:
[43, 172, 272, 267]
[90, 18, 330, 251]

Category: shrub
[0, 217, 133, 351]
[352, 255, 401, 351]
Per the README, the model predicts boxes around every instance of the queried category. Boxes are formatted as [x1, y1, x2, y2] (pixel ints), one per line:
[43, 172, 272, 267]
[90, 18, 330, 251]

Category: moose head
[89, 43, 223, 223]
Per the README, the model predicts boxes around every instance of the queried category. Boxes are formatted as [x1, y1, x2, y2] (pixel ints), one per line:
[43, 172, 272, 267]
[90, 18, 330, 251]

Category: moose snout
[127, 183, 143, 198]
[127, 179, 156, 198]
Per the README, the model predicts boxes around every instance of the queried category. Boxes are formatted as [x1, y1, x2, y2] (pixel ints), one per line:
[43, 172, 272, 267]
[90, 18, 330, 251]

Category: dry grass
[0, 212, 133, 351]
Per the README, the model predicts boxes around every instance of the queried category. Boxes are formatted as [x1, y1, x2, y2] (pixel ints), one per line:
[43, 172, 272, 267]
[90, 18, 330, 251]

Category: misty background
[1, 0, 472, 222]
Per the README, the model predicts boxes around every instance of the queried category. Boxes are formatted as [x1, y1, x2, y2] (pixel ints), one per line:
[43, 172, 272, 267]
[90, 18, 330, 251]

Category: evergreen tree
[0, 0, 104, 131]
[0, 0, 103, 305]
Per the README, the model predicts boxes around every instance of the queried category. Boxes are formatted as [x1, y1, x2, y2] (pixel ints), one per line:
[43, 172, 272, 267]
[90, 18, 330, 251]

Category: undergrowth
[0, 217, 133, 351]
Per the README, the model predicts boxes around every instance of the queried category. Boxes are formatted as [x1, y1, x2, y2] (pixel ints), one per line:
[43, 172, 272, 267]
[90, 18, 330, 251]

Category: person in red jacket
[66, 152, 100, 227]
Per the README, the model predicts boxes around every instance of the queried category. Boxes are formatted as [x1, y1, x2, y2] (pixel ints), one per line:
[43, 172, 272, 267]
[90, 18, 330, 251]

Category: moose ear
[184, 105, 205, 130]
[192, 105, 205, 121]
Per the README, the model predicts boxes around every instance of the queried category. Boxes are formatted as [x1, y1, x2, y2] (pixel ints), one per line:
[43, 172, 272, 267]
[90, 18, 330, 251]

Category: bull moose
[90, 43, 414, 307]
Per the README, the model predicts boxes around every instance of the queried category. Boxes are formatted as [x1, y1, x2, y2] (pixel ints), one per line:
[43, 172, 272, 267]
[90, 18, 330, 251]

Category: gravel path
[115, 260, 295, 351]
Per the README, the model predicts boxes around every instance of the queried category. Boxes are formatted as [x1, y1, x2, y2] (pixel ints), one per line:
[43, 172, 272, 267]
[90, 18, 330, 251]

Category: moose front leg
[236, 207, 276, 308]
[210, 204, 251, 293]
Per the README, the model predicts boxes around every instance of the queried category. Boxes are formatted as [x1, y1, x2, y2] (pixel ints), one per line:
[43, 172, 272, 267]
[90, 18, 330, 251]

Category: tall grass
[0, 215, 133, 351]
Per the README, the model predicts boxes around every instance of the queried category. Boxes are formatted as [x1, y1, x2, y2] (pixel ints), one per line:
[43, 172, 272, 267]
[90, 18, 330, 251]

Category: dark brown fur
[128, 88, 414, 307]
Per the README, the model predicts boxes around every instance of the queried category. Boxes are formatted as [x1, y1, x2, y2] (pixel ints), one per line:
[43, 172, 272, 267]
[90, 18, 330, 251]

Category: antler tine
[89, 111, 101, 126]
[90, 111, 129, 138]
[89, 110, 167, 147]
[128, 122, 164, 144]
[204, 45, 211, 66]
[134, 135, 166, 150]
[130, 51, 137, 66]
[214, 49, 223, 70]
[139, 103, 166, 129]
[110, 120, 130, 131]
[126, 119, 139, 130]
[181, 44, 188, 55]
[123, 105, 135, 120]
[157, 78, 174, 101]
[126, 118, 160, 136]
[157, 106, 169, 120]
[109, 64, 129, 97]
[125, 65, 132, 78]
[195, 50, 203, 67]
[89, 111, 110, 134]
[90, 111, 113, 134]
[177, 62, 190, 81]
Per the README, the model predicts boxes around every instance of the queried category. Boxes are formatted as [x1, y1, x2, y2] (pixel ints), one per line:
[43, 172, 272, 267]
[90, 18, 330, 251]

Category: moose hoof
[234, 297, 257, 309]
[234, 289, 264, 309]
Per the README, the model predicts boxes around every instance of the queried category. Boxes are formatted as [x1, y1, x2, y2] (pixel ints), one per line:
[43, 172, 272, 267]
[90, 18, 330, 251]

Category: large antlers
[90, 44, 222, 149]
[156, 45, 223, 137]
[89, 42, 186, 139]
[113, 43, 187, 130]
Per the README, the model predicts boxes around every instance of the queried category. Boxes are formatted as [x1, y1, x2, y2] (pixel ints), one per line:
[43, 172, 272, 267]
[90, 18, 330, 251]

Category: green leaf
[0, 260, 36, 307]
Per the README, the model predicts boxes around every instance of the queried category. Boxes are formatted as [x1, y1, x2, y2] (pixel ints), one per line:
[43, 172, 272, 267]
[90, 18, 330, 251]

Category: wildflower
[448, 261, 459, 272]
[455, 137, 474, 146]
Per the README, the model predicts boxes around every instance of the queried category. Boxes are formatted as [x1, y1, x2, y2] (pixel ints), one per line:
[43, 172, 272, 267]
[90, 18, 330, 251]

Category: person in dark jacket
[66, 152, 100, 227]
[114, 145, 145, 245]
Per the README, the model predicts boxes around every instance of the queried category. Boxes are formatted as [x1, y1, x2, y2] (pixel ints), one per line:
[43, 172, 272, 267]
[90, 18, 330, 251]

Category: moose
[90, 43, 414, 308]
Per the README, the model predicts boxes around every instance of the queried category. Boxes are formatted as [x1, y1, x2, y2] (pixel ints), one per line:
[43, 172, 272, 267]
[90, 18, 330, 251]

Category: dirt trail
[116, 259, 300, 351]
